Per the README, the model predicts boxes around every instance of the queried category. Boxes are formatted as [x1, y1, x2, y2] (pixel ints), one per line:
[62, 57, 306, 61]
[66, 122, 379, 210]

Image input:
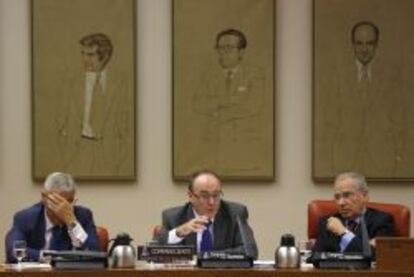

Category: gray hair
[44, 172, 76, 192]
[335, 172, 368, 195]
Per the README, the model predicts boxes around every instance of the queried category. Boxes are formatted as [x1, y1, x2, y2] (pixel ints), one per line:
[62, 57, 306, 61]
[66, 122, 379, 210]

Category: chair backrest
[152, 225, 162, 239]
[308, 200, 411, 239]
[96, 226, 109, 252]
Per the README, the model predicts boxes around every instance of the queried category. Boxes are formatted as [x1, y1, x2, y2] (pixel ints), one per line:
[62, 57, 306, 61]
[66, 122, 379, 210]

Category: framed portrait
[32, 0, 136, 180]
[313, 0, 414, 181]
[172, 0, 275, 181]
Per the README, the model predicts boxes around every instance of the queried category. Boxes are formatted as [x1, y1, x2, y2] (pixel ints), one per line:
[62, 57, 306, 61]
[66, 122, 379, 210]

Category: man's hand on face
[175, 216, 209, 238]
[43, 192, 76, 226]
[327, 216, 347, 236]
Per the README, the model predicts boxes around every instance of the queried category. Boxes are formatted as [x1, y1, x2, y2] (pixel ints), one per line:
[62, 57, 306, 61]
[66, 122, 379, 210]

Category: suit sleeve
[153, 210, 172, 244]
[5, 213, 41, 263]
[76, 208, 100, 251]
[312, 217, 340, 253]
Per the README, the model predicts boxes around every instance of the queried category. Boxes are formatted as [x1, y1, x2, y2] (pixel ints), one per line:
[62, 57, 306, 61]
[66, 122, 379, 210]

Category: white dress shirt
[43, 210, 88, 250]
[168, 209, 214, 252]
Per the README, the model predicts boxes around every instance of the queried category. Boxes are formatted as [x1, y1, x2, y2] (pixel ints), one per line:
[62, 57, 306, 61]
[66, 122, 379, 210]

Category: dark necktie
[346, 219, 358, 233]
[49, 225, 71, 251]
[225, 70, 233, 91]
[200, 221, 213, 253]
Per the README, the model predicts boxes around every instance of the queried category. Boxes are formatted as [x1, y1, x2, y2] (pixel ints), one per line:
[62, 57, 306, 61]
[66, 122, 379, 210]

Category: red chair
[152, 225, 162, 239]
[96, 226, 109, 252]
[308, 200, 411, 240]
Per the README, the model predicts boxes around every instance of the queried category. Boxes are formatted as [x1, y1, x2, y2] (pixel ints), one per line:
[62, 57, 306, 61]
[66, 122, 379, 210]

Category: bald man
[154, 171, 258, 259]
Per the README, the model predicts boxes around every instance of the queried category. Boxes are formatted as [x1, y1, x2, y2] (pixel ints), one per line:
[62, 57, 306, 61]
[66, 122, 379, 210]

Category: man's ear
[362, 192, 369, 204]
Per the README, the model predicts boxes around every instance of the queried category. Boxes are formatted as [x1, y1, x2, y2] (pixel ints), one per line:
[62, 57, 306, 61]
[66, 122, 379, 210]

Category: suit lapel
[363, 208, 374, 237]
[213, 204, 227, 249]
[31, 203, 46, 249]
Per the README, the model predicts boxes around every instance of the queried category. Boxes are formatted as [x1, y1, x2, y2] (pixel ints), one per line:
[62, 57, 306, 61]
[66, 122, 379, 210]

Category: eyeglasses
[216, 45, 240, 52]
[191, 190, 223, 202]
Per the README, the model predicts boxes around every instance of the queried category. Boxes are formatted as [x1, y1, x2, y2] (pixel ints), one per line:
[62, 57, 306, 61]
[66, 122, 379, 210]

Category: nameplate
[137, 245, 195, 263]
[197, 252, 253, 268]
[376, 237, 414, 272]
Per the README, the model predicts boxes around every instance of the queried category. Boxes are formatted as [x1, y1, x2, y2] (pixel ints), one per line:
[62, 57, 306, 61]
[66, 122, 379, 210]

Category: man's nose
[206, 196, 216, 205]
[361, 44, 369, 51]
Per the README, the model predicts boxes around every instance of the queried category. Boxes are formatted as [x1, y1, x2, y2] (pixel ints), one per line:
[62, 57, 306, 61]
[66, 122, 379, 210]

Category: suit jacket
[312, 207, 395, 254]
[154, 200, 258, 259]
[5, 202, 100, 262]
[189, 64, 270, 173]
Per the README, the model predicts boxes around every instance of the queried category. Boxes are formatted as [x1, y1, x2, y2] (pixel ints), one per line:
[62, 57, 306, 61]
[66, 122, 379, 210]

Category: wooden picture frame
[32, 0, 136, 180]
[173, 0, 275, 181]
[313, 0, 414, 181]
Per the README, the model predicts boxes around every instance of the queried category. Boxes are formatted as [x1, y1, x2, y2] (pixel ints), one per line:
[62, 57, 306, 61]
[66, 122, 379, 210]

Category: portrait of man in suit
[172, 0, 274, 180]
[79, 33, 113, 140]
[32, 0, 136, 179]
[191, 29, 267, 174]
[314, 20, 403, 178]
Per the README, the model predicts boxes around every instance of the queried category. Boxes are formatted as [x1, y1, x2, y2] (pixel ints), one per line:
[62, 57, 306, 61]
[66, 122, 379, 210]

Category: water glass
[13, 240, 27, 265]
[298, 240, 312, 265]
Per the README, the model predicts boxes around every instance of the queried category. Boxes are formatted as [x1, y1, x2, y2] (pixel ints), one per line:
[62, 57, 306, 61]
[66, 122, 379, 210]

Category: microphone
[196, 215, 255, 268]
[360, 214, 372, 259]
[236, 215, 258, 259]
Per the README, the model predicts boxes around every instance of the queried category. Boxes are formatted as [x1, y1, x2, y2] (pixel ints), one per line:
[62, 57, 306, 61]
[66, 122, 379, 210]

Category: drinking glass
[298, 240, 312, 265]
[13, 240, 27, 266]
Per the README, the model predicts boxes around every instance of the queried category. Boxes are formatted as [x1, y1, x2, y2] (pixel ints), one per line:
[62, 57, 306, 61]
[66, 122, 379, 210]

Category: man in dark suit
[5, 172, 100, 262]
[154, 171, 258, 259]
[312, 172, 395, 254]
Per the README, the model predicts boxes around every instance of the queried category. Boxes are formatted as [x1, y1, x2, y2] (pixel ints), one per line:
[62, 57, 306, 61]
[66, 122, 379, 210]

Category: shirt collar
[347, 207, 367, 223]
[355, 59, 372, 82]
[85, 70, 107, 89]
[223, 65, 240, 79]
[192, 208, 215, 224]
[44, 209, 56, 231]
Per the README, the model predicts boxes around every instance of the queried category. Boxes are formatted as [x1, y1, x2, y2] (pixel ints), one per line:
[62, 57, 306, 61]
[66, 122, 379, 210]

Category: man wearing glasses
[154, 171, 258, 259]
[5, 172, 100, 262]
[191, 28, 266, 173]
[312, 172, 395, 254]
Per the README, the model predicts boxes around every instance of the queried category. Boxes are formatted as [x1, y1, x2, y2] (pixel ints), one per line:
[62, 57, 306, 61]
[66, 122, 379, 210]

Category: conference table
[0, 264, 413, 277]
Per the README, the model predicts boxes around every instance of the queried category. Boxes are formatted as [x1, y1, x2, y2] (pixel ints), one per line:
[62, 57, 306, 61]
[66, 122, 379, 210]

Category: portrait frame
[32, 0, 137, 181]
[172, 0, 276, 181]
[313, 0, 414, 182]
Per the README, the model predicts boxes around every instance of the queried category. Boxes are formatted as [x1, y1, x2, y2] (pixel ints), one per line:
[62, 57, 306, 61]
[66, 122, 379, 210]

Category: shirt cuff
[339, 230, 355, 252]
[168, 228, 184, 244]
[67, 221, 88, 248]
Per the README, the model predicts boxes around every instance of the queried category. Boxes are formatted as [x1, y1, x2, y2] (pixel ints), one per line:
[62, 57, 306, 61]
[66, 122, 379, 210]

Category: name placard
[137, 245, 195, 263]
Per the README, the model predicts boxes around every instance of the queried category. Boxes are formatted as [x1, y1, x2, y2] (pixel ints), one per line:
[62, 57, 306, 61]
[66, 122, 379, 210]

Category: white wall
[0, 0, 412, 261]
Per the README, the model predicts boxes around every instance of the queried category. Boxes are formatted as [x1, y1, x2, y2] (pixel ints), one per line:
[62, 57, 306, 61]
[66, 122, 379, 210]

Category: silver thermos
[108, 233, 136, 268]
[275, 234, 300, 268]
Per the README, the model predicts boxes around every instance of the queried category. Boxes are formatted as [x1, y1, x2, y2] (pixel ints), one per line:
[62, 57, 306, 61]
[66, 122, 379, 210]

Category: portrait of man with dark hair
[314, 18, 404, 179]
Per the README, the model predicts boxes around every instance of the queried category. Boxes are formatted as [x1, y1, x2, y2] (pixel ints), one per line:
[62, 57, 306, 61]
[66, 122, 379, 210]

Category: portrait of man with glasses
[190, 28, 269, 175]
[154, 171, 258, 258]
